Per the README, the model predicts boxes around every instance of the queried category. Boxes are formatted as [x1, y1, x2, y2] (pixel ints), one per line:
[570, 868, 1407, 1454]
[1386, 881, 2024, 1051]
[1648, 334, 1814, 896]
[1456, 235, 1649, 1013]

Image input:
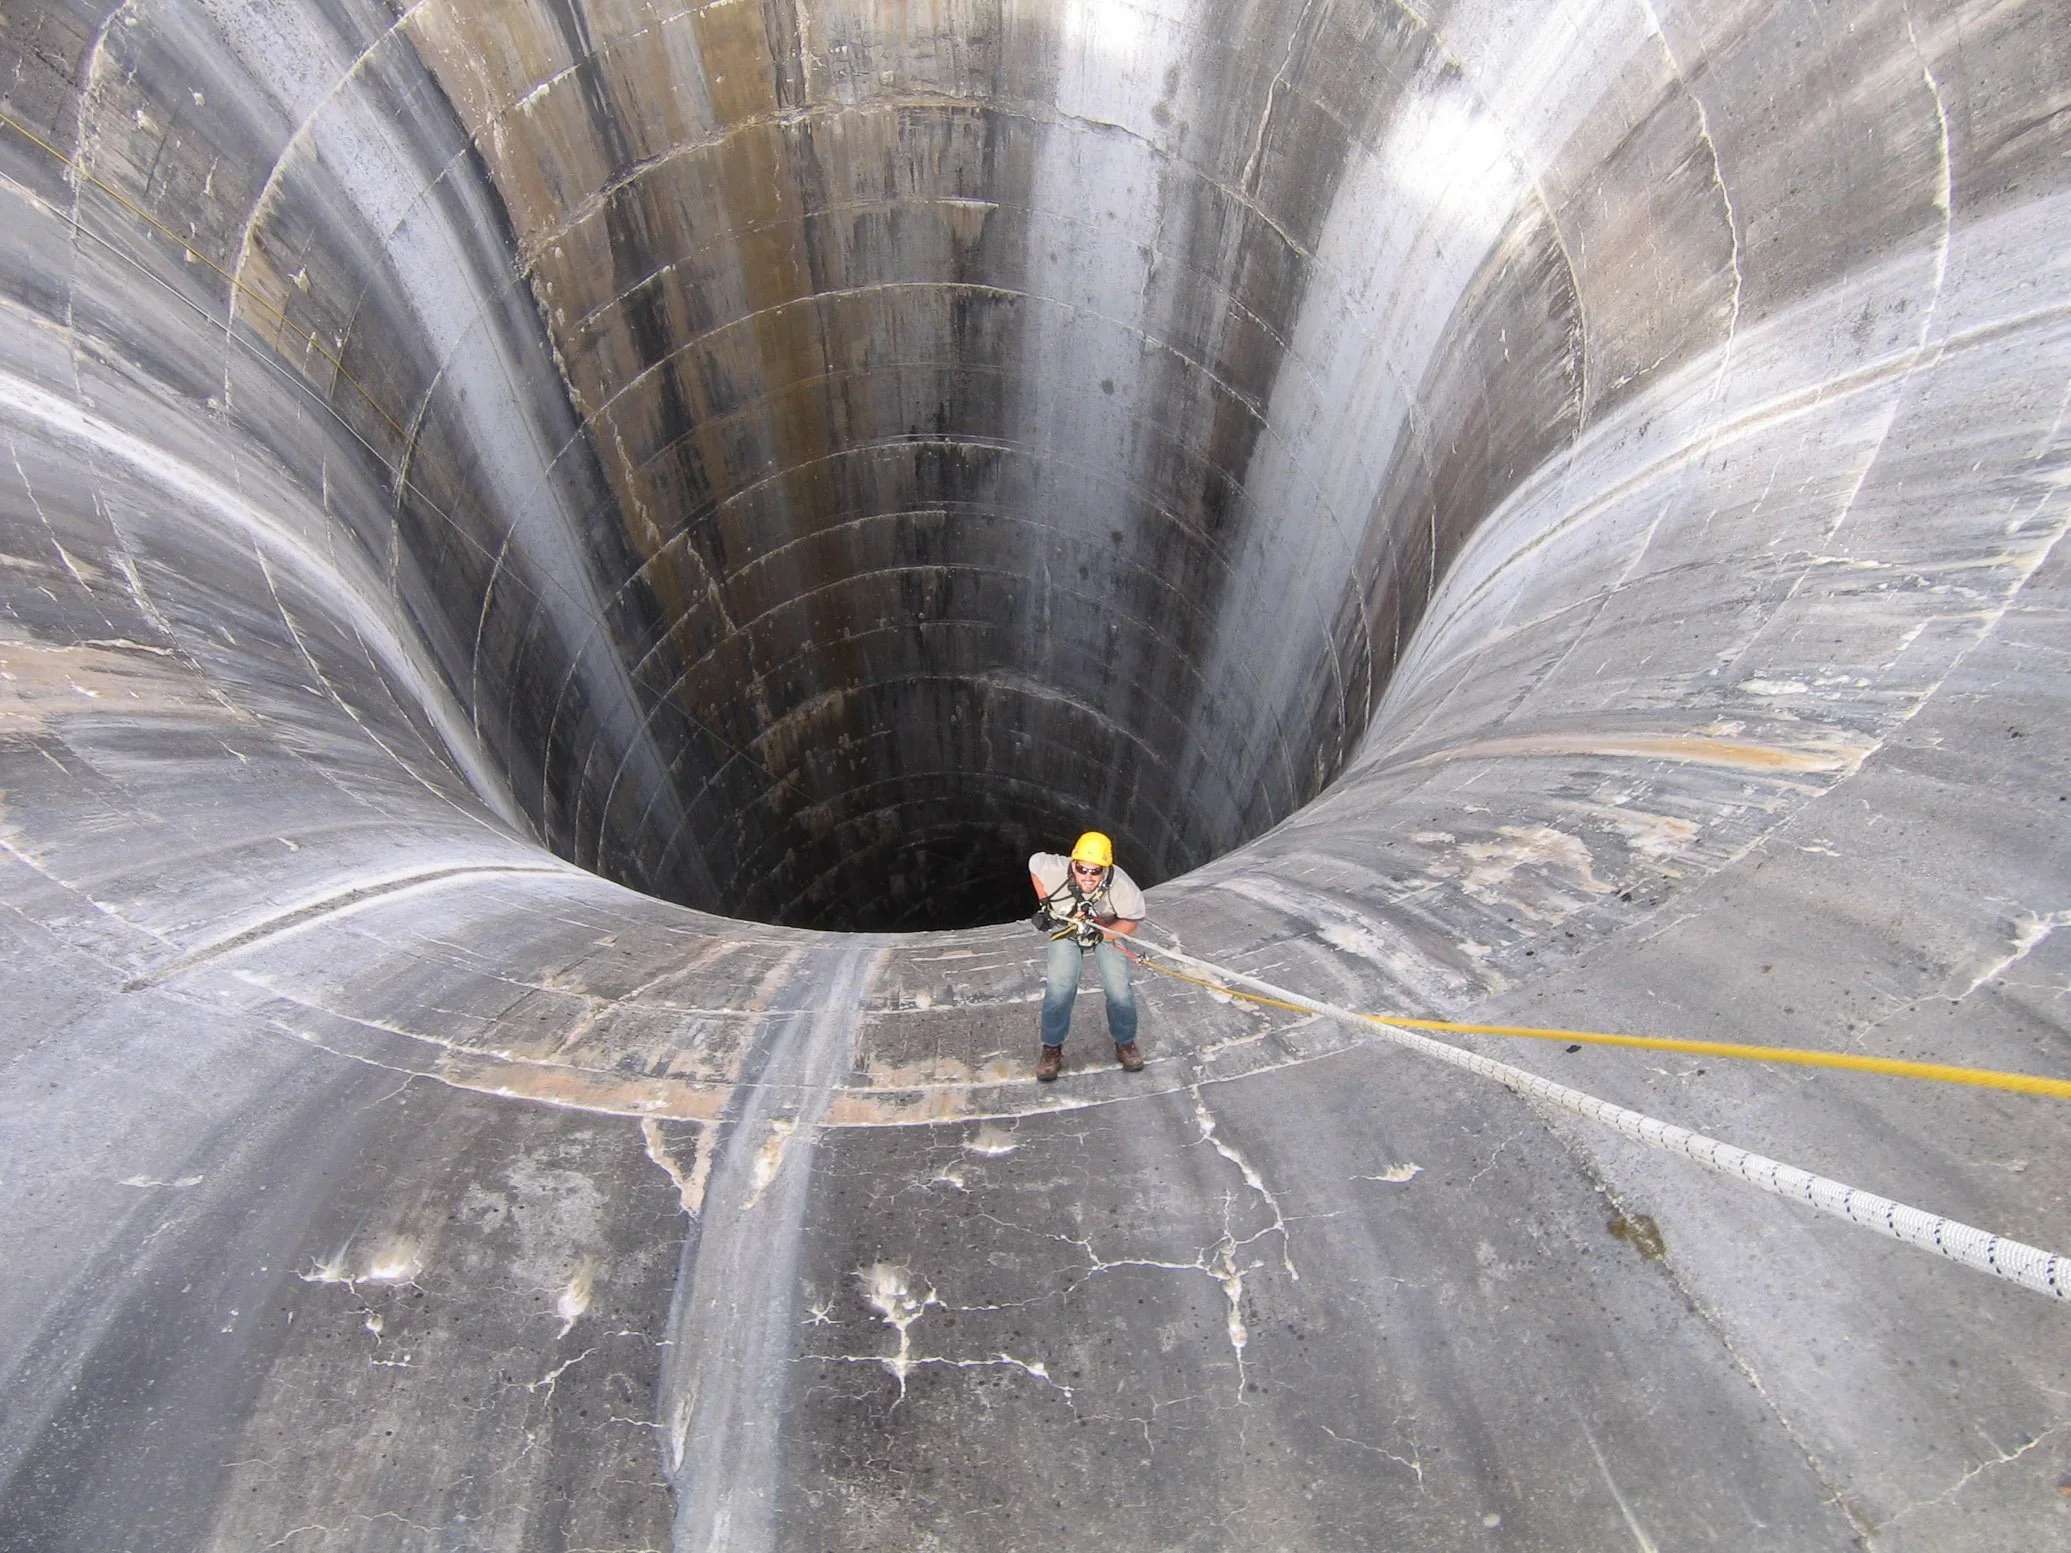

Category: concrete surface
[1, 1, 2066, 1548]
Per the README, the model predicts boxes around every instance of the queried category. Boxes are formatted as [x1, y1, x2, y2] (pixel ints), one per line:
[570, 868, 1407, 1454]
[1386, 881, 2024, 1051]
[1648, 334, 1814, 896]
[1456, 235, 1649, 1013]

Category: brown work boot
[1035, 1044, 1063, 1082]
[1115, 1041, 1144, 1072]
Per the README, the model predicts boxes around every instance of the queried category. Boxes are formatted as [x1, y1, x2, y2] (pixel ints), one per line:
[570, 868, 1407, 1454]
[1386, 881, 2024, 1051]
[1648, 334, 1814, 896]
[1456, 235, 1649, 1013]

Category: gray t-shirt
[1029, 852, 1146, 920]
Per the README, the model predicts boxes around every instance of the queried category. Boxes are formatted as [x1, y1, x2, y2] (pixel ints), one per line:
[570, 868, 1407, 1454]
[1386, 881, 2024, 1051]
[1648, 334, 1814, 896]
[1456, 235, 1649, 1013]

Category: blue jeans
[1040, 938, 1137, 1046]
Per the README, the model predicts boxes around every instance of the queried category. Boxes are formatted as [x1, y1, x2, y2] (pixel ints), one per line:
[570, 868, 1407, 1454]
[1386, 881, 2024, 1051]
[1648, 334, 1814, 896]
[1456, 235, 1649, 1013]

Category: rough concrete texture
[0, 0, 2066, 1548]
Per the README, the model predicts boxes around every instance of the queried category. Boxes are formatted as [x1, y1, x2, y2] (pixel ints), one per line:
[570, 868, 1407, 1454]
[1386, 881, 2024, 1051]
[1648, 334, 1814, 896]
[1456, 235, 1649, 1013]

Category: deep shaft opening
[55, 5, 1585, 936]
[476, 96, 1422, 934]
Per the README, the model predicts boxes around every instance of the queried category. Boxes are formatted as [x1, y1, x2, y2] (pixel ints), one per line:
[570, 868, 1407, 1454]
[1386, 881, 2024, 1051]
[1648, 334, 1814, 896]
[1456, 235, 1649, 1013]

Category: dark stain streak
[1608, 1213, 1668, 1262]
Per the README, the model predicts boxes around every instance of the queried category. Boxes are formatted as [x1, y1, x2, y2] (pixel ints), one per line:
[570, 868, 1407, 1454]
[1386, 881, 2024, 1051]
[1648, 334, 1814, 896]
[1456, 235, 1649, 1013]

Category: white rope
[1134, 933, 2067, 1302]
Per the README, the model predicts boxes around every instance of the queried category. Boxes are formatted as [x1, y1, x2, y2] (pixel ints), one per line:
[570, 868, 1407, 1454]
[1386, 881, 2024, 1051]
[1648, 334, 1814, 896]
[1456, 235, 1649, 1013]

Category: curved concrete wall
[1, 2, 2065, 1549]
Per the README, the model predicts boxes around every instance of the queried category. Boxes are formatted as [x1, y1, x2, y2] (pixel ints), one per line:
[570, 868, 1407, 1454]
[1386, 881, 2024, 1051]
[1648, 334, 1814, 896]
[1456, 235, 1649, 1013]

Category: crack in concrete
[527, 1344, 598, 1403]
[806, 1340, 1078, 1410]
[1465, 1125, 1528, 1190]
[851, 1260, 939, 1404]
[1847, 907, 2071, 1050]
[1318, 1416, 1425, 1486]
[1189, 1085, 1297, 1279]
[1870, 1419, 2071, 1538]
[260, 1508, 441, 1549]
[1237, 0, 1317, 197]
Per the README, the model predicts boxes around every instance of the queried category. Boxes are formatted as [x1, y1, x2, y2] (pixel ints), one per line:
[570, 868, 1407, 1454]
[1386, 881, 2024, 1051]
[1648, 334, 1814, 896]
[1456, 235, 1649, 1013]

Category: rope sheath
[12, 98, 2056, 1303]
[1134, 955, 2071, 1099]
[1119, 929, 2067, 1302]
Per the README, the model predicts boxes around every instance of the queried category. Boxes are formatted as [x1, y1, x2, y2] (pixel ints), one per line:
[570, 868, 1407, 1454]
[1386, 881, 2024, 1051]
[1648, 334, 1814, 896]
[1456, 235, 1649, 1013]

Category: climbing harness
[1090, 921, 2068, 1302]
[1035, 868, 1108, 947]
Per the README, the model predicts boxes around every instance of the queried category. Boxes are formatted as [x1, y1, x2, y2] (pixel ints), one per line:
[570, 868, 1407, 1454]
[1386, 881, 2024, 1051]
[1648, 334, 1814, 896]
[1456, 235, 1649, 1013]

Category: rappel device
[1032, 868, 1109, 948]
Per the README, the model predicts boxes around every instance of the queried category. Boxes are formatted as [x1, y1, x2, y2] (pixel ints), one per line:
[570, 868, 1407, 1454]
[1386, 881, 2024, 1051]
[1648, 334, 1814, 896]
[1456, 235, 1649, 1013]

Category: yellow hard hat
[1070, 831, 1114, 868]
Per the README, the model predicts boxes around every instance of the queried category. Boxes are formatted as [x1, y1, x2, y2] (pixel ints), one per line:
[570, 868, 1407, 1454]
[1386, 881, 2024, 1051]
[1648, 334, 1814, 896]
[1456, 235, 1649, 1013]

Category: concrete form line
[123, 863, 571, 990]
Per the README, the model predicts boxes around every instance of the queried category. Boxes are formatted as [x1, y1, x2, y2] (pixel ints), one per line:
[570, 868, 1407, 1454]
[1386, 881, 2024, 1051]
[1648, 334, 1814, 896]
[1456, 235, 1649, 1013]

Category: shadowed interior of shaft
[8, 1, 2071, 1544]
[426, 10, 1578, 936]
[110, 7, 1584, 934]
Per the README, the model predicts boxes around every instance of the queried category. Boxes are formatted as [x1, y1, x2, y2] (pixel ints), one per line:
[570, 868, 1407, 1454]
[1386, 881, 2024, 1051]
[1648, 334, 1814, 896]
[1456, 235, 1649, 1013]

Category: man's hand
[1034, 903, 1090, 941]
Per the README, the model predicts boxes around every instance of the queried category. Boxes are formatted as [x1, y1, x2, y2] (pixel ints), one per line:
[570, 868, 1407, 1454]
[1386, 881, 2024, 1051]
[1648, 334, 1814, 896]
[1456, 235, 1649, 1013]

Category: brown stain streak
[1607, 1211, 1668, 1261]
[0, 639, 226, 730]
[1392, 731, 1868, 775]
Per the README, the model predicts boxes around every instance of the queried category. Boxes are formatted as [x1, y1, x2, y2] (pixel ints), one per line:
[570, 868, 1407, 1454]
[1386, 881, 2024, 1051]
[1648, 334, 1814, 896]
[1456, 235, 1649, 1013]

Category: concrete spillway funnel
[0, 2, 2066, 1548]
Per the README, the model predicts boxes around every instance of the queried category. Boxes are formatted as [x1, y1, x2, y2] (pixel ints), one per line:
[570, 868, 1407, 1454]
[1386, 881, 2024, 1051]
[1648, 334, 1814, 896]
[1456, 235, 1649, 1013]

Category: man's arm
[1031, 872, 1076, 934]
[1097, 869, 1146, 937]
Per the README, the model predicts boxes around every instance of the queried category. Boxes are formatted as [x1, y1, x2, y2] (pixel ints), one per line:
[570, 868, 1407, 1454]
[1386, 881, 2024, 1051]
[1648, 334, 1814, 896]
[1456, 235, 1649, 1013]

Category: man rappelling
[1028, 831, 1145, 1081]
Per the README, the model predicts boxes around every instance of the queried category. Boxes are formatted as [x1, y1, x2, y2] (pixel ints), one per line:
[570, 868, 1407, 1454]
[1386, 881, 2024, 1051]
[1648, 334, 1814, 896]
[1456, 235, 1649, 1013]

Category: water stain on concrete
[1607, 1211, 1667, 1261]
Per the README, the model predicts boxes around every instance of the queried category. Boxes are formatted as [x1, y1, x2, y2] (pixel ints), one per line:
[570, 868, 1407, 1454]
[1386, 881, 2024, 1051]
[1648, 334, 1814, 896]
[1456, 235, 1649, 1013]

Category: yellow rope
[14, 103, 2067, 1108]
[1132, 948, 2071, 1101]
